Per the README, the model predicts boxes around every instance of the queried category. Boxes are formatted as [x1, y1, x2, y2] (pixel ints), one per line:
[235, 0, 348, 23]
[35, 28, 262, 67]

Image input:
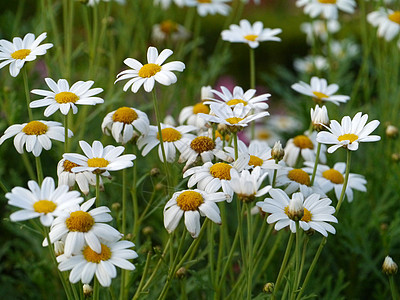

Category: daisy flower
[58, 239, 137, 287]
[154, 0, 186, 9]
[229, 166, 271, 202]
[275, 166, 319, 196]
[0, 120, 72, 157]
[101, 107, 150, 144]
[63, 140, 136, 174]
[367, 8, 400, 41]
[283, 132, 326, 167]
[256, 189, 338, 236]
[185, 0, 231, 17]
[221, 19, 282, 48]
[300, 19, 340, 44]
[291, 76, 350, 105]
[57, 158, 100, 196]
[179, 86, 212, 129]
[6, 177, 83, 227]
[296, 0, 356, 20]
[152, 20, 190, 43]
[316, 112, 381, 153]
[30, 78, 104, 117]
[198, 103, 269, 133]
[0, 32, 53, 77]
[303, 161, 366, 202]
[205, 86, 270, 111]
[115, 46, 185, 93]
[137, 124, 196, 162]
[310, 104, 329, 131]
[45, 198, 122, 256]
[293, 55, 328, 74]
[183, 155, 249, 198]
[164, 189, 230, 238]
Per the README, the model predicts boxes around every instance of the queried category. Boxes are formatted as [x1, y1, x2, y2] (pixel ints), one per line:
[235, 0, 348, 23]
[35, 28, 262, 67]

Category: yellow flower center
[83, 244, 112, 263]
[244, 34, 258, 42]
[11, 49, 31, 60]
[226, 99, 248, 106]
[112, 107, 138, 124]
[157, 128, 182, 142]
[87, 158, 109, 168]
[33, 200, 57, 214]
[55, 92, 79, 104]
[192, 102, 210, 114]
[287, 169, 310, 186]
[65, 211, 95, 232]
[198, 0, 211, 3]
[176, 191, 204, 211]
[318, 0, 336, 3]
[160, 20, 178, 34]
[215, 130, 230, 141]
[138, 63, 161, 78]
[63, 160, 79, 172]
[22, 121, 48, 135]
[322, 169, 344, 184]
[226, 117, 244, 125]
[389, 11, 400, 24]
[210, 163, 232, 180]
[248, 155, 263, 167]
[257, 129, 271, 140]
[293, 135, 314, 149]
[190, 136, 215, 153]
[337, 133, 358, 143]
[312, 91, 329, 99]
[284, 206, 312, 222]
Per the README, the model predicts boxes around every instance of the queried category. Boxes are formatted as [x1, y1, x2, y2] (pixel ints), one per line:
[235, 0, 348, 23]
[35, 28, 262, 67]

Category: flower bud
[142, 226, 154, 236]
[382, 256, 398, 276]
[150, 168, 160, 177]
[287, 194, 304, 221]
[83, 284, 93, 297]
[391, 153, 400, 162]
[271, 141, 285, 161]
[111, 202, 121, 211]
[176, 267, 187, 279]
[155, 182, 164, 191]
[310, 105, 329, 132]
[386, 125, 398, 138]
[263, 282, 274, 294]
[125, 233, 133, 240]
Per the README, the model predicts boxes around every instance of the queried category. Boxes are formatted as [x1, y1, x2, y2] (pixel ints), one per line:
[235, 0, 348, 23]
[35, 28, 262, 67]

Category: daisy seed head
[192, 102, 210, 114]
[382, 256, 398, 276]
[288, 169, 311, 186]
[11, 49, 31, 60]
[293, 135, 314, 149]
[33, 200, 57, 214]
[318, 0, 336, 3]
[190, 136, 215, 153]
[22, 121, 48, 135]
[87, 157, 109, 168]
[112, 107, 138, 124]
[157, 128, 182, 142]
[65, 211, 95, 232]
[248, 155, 263, 167]
[63, 160, 79, 172]
[55, 91, 79, 104]
[176, 191, 204, 211]
[322, 168, 344, 184]
[210, 163, 232, 180]
[83, 244, 112, 263]
[389, 11, 400, 24]
[138, 63, 161, 78]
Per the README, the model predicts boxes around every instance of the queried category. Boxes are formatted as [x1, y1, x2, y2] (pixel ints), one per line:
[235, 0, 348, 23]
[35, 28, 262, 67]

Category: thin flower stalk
[310, 142, 322, 185]
[132, 251, 152, 300]
[246, 203, 254, 300]
[35, 156, 43, 184]
[22, 68, 33, 121]
[272, 233, 294, 299]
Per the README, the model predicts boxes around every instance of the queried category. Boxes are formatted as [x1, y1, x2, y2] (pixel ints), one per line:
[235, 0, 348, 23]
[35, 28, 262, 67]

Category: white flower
[382, 256, 398, 275]
[300, 19, 340, 44]
[303, 161, 366, 202]
[293, 55, 328, 74]
[367, 8, 400, 41]
[152, 20, 190, 43]
[115, 46, 185, 93]
[205, 86, 270, 111]
[0, 32, 53, 77]
[185, 0, 231, 17]
[311, 104, 329, 131]
[137, 124, 196, 162]
[221, 19, 282, 48]
[164, 189, 230, 238]
[291, 76, 350, 105]
[256, 189, 337, 236]
[44, 198, 122, 257]
[63, 140, 136, 174]
[101, 107, 150, 144]
[179, 86, 213, 129]
[0, 120, 72, 157]
[6, 177, 83, 227]
[316, 112, 381, 153]
[296, 0, 356, 20]
[30, 78, 104, 117]
[328, 39, 359, 60]
[58, 239, 137, 287]
[276, 166, 320, 196]
[154, 0, 186, 9]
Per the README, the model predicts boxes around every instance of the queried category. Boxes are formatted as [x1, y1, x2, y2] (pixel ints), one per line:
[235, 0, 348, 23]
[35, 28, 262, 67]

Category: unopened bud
[125, 233, 133, 241]
[386, 125, 398, 138]
[150, 168, 160, 177]
[391, 153, 400, 162]
[217, 123, 229, 135]
[142, 226, 154, 236]
[83, 284, 93, 297]
[287, 194, 304, 221]
[54, 241, 64, 256]
[176, 267, 187, 279]
[271, 141, 285, 161]
[382, 256, 398, 276]
[263, 282, 274, 294]
[111, 202, 121, 211]
[310, 105, 329, 132]
[155, 182, 164, 191]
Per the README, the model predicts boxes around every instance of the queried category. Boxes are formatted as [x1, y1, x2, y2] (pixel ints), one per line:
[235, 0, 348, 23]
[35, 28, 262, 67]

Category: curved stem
[132, 252, 152, 300]
[272, 233, 294, 299]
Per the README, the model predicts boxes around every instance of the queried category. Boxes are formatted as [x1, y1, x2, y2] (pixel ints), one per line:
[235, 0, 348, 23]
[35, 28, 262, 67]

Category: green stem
[122, 167, 127, 235]
[389, 276, 398, 300]
[246, 203, 253, 300]
[94, 277, 100, 300]
[95, 173, 100, 207]
[208, 222, 215, 290]
[64, 113, 69, 153]
[35, 156, 43, 184]
[0, 178, 7, 193]
[272, 168, 278, 188]
[335, 150, 352, 215]
[310, 142, 321, 186]
[22, 153, 36, 180]
[132, 252, 152, 300]
[233, 132, 239, 160]
[131, 146, 140, 239]
[291, 223, 301, 300]
[22, 68, 33, 121]
[237, 199, 246, 298]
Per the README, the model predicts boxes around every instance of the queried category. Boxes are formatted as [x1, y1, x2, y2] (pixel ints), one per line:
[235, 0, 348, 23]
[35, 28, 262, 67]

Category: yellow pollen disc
[248, 155, 263, 167]
[83, 244, 112, 263]
[288, 169, 310, 186]
[112, 107, 138, 124]
[192, 102, 210, 114]
[11, 49, 31, 60]
[244, 34, 258, 42]
[33, 200, 57, 214]
[337, 133, 358, 143]
[293, 135, 314, 149]
[66, 211, 95, 232]
[176, 191, 204, 211]
[210, 163, 232, 180]
[22, 121, 48, 135]
[313, 91, 329, 99]
[226, 117, 243, 125]
[226, 99, 248, 106]
[318, 0, 336, 3]
[55, 92, 79, 104]
[198, 0, 211, 3]
[63, 160, 79, 172]
[301, 208, 312, 222]
[322, 169, 344, 184]
[138, 63, 161, 78]
[190, 136, 215, 153]
[215, 130, 230, 141]
[87, 158, 109, 168]
[157, 128, 182, 142]
[389, 11, 400, 24]
[257, 130, 271, 140]
[160, 20, 178, 34]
